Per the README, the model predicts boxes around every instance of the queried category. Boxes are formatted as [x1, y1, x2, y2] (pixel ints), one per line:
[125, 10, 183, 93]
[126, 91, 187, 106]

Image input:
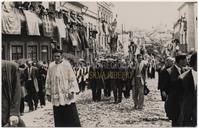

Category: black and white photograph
[1, 1, 197, 127]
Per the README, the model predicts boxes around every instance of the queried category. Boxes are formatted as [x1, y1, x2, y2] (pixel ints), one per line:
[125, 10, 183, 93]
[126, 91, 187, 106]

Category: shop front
[2, 35, 52, 62]
[1, 2, 90, 63]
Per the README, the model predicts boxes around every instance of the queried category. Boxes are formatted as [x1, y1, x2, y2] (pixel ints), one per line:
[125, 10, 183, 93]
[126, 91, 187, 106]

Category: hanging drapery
[102, 22, 106, 34]
[69, 32, 78, 46]
[99, 22, 104, 36]
[64, 26, 70, 43]
[42, 14, 55, 37]
[110, 33, 118, 53]
[183, 20, 187, 31]
[55, 18, 66, 38]
[2, 2, 21, 34]
[73, 30, 82, 51]
[23, 10, 42, 36]
[173, 20, 181, 41]
[78, 27, 89, 50]
[105, 22, 109, 36]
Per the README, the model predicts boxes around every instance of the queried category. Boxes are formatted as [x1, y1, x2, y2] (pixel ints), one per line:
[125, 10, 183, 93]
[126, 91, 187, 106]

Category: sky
[113, 2, 183, 31]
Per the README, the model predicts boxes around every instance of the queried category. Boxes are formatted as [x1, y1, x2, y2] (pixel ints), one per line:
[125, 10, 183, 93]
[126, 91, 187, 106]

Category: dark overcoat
[2, 60, 21, 126]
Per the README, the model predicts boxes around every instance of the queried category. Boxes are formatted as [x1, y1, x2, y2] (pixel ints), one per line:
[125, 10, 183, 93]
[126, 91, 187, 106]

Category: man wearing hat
[164, 53, 187, 126]
[158, 57, 174, 101]
[177, 52, 197, 127]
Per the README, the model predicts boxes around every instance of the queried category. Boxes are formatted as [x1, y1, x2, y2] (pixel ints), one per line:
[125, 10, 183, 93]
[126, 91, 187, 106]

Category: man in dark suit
[2, 60, 25, 127]
[177, 52, 197, 127]
[158, 57, 174, 101]
[37, 61, 47, 108]
[165, 53, 187, 126]
[104, 61, 111, 97]
[112, 62, 123, 103]
[89, 62, 103, 102]
[24, 60, 39, 111]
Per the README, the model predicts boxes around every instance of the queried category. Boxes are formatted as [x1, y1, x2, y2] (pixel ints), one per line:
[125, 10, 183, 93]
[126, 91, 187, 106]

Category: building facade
[2, 2, 88, 62]
[173, 2, 197, 52]
[2, 35, 52, 62]
[2, 2, 115, 63]
[2, 2, 54, 62]
[81, 2, 98, 63]
[97, 2, 114, 53]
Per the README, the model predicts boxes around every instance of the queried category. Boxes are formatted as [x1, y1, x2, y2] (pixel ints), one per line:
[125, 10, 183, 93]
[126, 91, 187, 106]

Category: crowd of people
[2, 47, 197, 127]
[157, 51, 197, 127]
[87, 54, 148, 107]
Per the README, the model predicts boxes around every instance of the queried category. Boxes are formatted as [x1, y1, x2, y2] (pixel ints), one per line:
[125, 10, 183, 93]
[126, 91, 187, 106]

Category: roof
[177, 3, 186, 11]
[177, 2, 197, 11]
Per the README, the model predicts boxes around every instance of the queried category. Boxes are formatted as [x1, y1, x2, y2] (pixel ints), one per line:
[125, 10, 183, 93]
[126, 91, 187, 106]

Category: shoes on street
[137, 107, 143, 110]
[133, 106, 137, 110]
[35, 104, 38, 110]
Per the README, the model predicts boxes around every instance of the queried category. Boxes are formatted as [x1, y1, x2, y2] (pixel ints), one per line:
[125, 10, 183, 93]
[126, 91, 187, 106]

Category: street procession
[1, 1, 197, 127]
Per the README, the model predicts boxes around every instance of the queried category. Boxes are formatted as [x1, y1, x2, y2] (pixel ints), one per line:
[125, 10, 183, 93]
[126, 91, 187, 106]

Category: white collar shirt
[175, 64, 181, 74]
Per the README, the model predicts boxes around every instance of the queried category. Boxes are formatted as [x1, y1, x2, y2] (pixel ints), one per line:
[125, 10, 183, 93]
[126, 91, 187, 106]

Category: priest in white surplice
[45, 48, 81, 127]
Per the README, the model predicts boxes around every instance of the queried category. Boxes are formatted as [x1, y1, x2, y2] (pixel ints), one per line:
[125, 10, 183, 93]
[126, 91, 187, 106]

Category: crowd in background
[2, 48, 197, 127]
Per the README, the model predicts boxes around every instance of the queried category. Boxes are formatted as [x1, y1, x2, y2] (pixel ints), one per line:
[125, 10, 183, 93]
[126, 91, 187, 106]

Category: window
[2, 45, 5, 59]
[28, 45, 37, 61]
[41, 46, 48, 62]
[12, 45, 23, 60]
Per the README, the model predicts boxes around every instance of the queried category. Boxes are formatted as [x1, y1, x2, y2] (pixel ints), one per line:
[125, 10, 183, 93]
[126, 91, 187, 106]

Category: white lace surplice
[45, 60, 79, 106]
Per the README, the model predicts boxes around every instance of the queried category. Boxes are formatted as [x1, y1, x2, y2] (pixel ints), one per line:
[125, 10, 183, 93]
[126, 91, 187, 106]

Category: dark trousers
[92, 86, 101, 101]
[26, 80, 38, 111]
[104, 89, 111, 97]
[104, 80, 111, 97]
[113, 84, 123, 103]
[53, 103, 81, 127]
[20, 98, 25, 113]
[123, 82, 131, 98]
[172, 119, 179, 127]
[38, 91, 46, 106]
[79, 82, 86, 92]
[26, 94, 38, 110]
[38, 82, 46, 106]
[151, 70, 155, 79]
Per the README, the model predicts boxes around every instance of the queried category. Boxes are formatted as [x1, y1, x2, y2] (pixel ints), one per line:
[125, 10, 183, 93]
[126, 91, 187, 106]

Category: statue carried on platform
[109, 18, 118, 54]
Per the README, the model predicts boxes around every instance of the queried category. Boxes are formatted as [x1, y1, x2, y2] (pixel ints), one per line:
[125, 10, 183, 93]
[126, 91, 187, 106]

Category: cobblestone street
[21, 74, 171, 127]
